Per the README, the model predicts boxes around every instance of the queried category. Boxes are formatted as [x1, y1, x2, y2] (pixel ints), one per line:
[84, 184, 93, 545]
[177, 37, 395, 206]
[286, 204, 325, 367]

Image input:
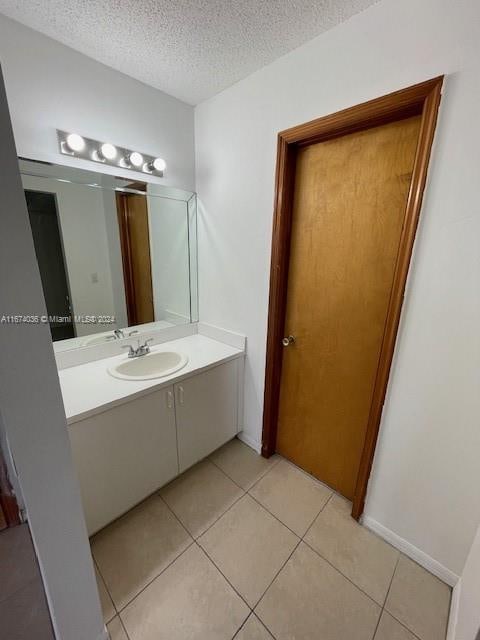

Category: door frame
[116, 191, 138, 326]
[116, 187, 154, 327]
[25, 188, 76, 338]
[261, 77, 444, 520]
[0, 449, 20, 528]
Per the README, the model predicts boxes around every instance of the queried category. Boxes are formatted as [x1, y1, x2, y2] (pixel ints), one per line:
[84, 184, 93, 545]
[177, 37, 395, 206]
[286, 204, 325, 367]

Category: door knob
[282, 335, 295, 347]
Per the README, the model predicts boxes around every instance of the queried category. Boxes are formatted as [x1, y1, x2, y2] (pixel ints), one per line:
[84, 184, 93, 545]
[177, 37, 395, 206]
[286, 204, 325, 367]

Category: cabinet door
[68, 386, 178, 535]
[175, 360, 238, 472]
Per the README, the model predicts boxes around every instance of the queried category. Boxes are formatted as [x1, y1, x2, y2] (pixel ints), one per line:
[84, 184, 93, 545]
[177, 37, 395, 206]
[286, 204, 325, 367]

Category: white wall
[453, 521, 480, 639]
[148, 194, 191, 324]
[195, 0, 480, 578]
[0, 13, 195, 191]
[0, 64, 105, 640]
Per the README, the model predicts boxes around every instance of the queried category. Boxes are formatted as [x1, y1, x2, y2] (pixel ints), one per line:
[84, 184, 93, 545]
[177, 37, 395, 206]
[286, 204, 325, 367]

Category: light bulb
[100, 143, 117, 160]
[129, 152, 143, 167]
[152, 157, 166, 172]
[66, 133, 85, 152]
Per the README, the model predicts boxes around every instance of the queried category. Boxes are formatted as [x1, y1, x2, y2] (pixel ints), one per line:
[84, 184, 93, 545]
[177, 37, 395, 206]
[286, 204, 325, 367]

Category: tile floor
[0, 523, 55, 639]
[92, 438, 452, 640]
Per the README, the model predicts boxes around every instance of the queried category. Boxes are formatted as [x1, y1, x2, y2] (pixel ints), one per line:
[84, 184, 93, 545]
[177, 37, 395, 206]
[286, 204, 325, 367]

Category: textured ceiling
[0, 0, 378, 104]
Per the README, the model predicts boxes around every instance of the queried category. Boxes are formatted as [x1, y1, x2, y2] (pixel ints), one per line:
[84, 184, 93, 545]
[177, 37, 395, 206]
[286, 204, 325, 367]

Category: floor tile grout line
[370, 564, 396, 640]
[244, 463, 335, 540]
[230, 612, 278, 640]
[195, 540, 254, 612]
[117, 614, 132, 640]
[246, 491, 307, 539]
[208, 448, 281, 494]
[159, 457, 248, 540]
[115, 539, 196, 615]
[382, 611, 423, 640]
[92, 555, 118, 621]
[299, 493, 403, 613]
[205, 457, 247, 493]
[192, 490, 246, 541]
[91, 495, 195, 621]
[382, 552, 400, 609]
[301, 490, 335, 540]
[230, 613, 251, 640]
[371, 608, 383, 640]
[255, 613, 278, 640]
[300, 537, 385, 609]
[157, 492, 198, 541]
[380, 554, 425, 640]
[252, 536, 303, 614]
[0, 574, 44, 609]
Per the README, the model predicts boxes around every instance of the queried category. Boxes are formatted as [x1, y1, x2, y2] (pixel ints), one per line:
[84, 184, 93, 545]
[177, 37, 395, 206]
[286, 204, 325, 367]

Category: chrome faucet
[122, 338, 153, 358]
[114, 329, 138, 339]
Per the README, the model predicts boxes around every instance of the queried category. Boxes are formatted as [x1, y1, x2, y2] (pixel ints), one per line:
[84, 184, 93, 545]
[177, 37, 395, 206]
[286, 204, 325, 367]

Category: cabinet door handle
[166, 390, 173, 409]
[178, 385, 184, 405]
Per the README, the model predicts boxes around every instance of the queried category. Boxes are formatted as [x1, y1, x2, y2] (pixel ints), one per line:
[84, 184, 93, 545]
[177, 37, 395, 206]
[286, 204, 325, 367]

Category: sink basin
[108, 350, 188, 381]
[83, 332, 116, 347]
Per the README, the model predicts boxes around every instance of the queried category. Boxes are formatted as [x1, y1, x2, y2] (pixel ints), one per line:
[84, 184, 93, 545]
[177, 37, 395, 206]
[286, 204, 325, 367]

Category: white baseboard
[237, 431, 262, 454]
[446, 578, 461, 640]
[362, 515, 459, 587]
[99, 626, 110, 640]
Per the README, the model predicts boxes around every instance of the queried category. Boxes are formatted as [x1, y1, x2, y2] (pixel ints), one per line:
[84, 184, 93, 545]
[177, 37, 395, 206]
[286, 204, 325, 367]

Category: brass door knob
[282, 335, 295, 347]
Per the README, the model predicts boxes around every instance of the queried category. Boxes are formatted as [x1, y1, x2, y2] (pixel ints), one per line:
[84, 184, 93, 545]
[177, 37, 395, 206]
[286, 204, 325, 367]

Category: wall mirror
[19, 159, 198, 352]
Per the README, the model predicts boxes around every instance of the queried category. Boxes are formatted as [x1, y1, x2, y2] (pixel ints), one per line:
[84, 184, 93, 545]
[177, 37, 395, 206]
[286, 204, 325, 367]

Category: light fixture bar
[57, 130, 166, 177]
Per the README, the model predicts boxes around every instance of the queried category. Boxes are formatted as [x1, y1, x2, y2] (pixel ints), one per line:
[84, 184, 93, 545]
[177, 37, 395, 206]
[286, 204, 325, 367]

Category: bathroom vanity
[60, 331, 245, 535]
[19, 157, 247, 537]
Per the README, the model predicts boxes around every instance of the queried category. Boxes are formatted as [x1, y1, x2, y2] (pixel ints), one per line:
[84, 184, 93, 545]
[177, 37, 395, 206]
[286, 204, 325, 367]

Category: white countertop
[59, 334, 244, 425]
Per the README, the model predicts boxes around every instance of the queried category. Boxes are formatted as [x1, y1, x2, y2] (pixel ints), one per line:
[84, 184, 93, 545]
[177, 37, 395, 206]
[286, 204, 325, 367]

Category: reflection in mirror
[19, 159, 198, 351]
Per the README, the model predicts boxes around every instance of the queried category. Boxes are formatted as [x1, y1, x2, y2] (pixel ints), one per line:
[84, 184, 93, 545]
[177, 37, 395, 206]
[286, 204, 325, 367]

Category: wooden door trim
[261, 76, 444, 520]
[116, 192, 138, 326]
[0, 450, 20, 528]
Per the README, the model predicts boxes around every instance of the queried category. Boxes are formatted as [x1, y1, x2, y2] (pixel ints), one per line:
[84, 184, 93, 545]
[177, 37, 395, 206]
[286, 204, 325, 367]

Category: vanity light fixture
[100, 142, 117, 161]
[150, 157, 166, 172]
[65, 133, 86, 152]
[128, 151, 143, 168]
[57, 130, 166, 177]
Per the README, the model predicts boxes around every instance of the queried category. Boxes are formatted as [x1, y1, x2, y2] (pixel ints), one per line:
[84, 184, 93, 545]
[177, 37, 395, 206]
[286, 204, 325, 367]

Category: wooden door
[276, 116, 422, 500]
[116, 192, 154, 326]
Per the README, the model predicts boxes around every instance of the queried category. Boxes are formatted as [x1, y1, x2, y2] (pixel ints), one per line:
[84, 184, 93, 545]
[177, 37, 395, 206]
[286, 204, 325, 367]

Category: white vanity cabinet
[68, 387, 178, 535]
[68, 358, 241, 535]
[175, 359, 238, 472]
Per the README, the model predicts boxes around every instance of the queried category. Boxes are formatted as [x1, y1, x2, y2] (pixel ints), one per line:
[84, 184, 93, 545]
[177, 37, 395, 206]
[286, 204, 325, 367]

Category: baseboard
[362, 515, 459, 587]
[446, 578, 461, 640]
[237, 431, 262, 454]
[98, 626, 110, 640]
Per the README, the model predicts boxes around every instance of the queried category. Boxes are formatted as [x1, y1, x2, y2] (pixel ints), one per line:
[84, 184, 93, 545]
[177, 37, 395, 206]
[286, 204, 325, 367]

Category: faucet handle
[127, 330, 139, 337]
[121, 344, 135, 357]
[141, 338, 154, 353]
